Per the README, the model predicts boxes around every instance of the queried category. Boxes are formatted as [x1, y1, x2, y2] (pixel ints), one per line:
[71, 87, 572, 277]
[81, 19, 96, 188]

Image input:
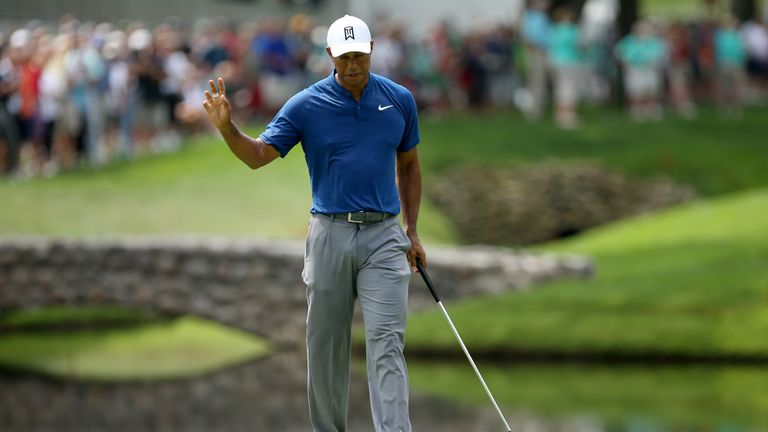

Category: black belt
[321, 211, 395, 224]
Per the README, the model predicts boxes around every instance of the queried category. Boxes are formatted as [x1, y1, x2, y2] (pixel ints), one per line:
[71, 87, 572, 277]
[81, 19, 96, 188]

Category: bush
[427, 160, 697, 245]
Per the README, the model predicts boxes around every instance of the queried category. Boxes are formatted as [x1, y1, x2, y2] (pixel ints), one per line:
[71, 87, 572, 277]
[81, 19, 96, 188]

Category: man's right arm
[204, 77, 279, 170]
[218, 120, 280, 170]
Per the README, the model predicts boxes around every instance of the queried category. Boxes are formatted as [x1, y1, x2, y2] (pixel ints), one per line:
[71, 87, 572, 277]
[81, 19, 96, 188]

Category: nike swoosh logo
[378, 104, 394, 111]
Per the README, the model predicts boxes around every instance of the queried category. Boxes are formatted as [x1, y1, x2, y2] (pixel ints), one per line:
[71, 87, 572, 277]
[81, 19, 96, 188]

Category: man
[615, 20, 666, 121]
[203, 14, 425, 432]
[521, 0, 550, 121]
[547, 7, 583, 129]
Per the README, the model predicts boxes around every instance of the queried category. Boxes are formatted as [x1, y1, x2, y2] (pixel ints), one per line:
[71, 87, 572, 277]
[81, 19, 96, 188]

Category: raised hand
[203, 77, 232, 130]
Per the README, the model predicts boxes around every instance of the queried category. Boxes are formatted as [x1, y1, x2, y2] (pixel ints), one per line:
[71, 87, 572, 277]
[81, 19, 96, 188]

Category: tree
[549, 0, 589, 16]
[617, 0, 639, 36]
[731, 0, 758, 20]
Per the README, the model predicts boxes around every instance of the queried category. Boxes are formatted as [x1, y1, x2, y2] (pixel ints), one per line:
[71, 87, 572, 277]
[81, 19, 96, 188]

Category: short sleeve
[259, 91, 305, 157]
[397, 90, 420, 153]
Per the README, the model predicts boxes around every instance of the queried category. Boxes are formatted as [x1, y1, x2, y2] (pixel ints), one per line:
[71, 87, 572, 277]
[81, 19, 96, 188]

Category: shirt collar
[327, 69, 373, 98]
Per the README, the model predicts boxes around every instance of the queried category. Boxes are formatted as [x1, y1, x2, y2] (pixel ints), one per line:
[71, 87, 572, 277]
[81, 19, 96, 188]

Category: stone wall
[0, 236, 592, 345]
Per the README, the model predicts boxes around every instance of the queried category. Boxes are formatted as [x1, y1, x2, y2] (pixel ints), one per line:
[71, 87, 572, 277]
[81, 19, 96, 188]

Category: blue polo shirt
[260, 72, 420, 215]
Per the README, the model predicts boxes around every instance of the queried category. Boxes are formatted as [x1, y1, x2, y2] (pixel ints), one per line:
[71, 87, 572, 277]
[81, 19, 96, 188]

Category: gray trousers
[303, 214, 412, 432]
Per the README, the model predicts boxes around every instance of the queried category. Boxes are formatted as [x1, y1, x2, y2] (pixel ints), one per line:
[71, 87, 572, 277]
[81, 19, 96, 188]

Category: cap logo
[344, 26, 355, 40]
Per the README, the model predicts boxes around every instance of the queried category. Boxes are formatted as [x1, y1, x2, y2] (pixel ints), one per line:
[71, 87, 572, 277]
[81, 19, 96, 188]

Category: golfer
[203, 14, 425, 432]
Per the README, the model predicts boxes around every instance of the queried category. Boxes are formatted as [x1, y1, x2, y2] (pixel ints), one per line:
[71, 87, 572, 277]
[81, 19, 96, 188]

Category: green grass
[0, 314, 270, 380]
[405, 188, 768, 357]
[1, 108, 767, 241]
[2, 107, 768, 380]
[419, 107, 768, 196]
[0, 130, 457, 243]
[407, 361, 768, 430]
[0, 132, 313, 238]
[642, 0, 714, 19]
[0, 305, 159, 329]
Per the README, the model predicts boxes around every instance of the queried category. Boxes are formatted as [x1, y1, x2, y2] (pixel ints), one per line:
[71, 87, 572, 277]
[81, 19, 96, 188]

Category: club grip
[415, 258, 441, 303]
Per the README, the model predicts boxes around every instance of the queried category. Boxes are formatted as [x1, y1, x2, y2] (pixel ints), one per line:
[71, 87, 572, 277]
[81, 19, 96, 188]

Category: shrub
[427, 161, 697, 245]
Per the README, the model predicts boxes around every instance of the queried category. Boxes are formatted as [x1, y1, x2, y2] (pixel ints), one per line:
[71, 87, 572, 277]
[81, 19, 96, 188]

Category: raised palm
[203, 77, 231, 130]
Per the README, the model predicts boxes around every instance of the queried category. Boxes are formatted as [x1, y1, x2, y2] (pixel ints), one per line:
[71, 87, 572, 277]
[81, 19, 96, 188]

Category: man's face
[327, 44, 373, 88]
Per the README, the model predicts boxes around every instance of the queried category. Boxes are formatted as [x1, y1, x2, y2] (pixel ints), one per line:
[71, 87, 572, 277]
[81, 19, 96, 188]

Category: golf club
[415, 258, 512, 432]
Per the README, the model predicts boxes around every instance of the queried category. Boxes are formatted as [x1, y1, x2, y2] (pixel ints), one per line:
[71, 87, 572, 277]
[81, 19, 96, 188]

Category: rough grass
[405, 188, 768, 358]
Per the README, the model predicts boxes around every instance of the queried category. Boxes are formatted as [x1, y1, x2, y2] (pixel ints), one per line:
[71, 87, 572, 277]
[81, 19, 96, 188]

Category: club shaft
[436, 300, 512, 432]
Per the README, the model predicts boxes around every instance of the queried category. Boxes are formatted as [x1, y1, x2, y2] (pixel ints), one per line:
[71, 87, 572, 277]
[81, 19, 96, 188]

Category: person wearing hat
[203, 14, 424, 432]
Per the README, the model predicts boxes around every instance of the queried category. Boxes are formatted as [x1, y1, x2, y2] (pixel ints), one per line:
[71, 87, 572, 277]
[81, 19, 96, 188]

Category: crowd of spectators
[523, 1, 768, 127]
[1, 7, 767, 178]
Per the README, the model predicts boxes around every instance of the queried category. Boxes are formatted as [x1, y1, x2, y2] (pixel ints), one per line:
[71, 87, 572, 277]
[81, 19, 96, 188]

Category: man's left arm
[396, 147, 426, 271]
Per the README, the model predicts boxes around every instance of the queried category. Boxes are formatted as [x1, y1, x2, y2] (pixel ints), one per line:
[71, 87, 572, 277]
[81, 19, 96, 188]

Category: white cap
[326, 15, 371, 57]
[9, 29, 31, 49]
[128, 28, 152, 51]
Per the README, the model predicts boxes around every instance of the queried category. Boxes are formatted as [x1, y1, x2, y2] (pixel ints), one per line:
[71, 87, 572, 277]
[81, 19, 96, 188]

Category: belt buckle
[347, 212, 365, 224]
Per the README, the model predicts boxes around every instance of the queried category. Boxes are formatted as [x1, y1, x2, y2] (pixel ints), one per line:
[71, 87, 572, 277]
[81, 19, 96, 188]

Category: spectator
[156, 23, 190, 151]
[741, 16, 768, 97]
[406, 39, 442, 110]
[36, 33, 61, 174]
[370, 20, 407, 82]
[39, 33, 77, 171]
[666, 21, 697, 118]
[485, 24, 517, 108]
[128, 27, 167, 152]
[459, 31, 489, 109]
[547, 7, 584, 129]
[0, 35, 20, 175]
[9, 28, 44, 175]
[252, 18, 302, 113]
[714, 15, 748, 117]
[1, 12, 767, 180]
[521, 0, 551, 120]
[424, 20, 462, 113]
[101, 30, 134, 158]
[72, 23, 107, 165]
[615, 20, 667, 121]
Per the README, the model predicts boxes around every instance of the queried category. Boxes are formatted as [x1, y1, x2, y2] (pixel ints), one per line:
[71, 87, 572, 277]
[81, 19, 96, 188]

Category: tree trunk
[731, 0, 758, 21]
[617, 0, 639, 37]
[549, 0, 589, 17]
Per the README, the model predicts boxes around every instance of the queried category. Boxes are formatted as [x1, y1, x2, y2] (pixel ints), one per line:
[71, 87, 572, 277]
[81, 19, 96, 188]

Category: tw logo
[344, 26, 355, 40]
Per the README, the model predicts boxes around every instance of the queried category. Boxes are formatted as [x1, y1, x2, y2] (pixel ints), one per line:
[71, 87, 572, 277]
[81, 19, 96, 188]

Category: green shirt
[547, 23, 583, 67]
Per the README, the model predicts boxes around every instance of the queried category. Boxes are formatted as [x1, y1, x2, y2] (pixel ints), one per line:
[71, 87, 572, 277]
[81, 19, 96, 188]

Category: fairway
[1, 108, 767, 241]
[0, 130, 458, 243]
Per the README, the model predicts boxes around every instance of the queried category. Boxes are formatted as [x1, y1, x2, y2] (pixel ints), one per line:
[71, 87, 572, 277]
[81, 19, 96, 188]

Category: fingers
[204, 90, 214, 105]
[207, 77, 226, 97]
[414, 251, 427, 271]
[407, 248, 427, 273]
[410, 241, 427, 271]
[417, 253, 427, 269]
